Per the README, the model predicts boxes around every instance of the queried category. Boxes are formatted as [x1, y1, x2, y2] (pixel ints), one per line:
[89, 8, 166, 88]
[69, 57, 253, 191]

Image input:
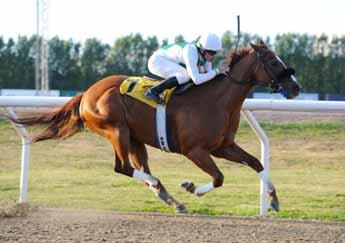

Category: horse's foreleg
[181, 148, 224, 197]
[212, 143, 280, 212]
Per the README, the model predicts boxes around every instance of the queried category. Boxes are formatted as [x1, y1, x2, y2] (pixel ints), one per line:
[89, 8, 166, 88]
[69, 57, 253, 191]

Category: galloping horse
[8, 41, 301, 213]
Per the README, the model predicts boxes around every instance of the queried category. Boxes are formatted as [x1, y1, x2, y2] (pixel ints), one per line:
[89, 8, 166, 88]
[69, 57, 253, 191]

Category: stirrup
[145, 90, 165, 104]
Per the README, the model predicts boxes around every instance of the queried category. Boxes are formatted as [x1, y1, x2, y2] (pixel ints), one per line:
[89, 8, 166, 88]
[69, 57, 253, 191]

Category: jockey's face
[202, 49, 217, 62]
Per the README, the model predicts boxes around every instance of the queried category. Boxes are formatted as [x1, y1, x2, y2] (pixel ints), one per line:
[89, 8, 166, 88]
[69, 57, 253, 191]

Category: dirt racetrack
[1, 207, 345, 242]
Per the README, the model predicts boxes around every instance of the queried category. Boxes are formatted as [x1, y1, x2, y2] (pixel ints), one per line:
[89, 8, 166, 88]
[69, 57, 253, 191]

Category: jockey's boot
[144, 77, 179, 104]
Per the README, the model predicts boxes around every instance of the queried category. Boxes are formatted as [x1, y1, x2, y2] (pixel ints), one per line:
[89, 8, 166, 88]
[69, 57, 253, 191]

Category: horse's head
[250, 40, 301, 99]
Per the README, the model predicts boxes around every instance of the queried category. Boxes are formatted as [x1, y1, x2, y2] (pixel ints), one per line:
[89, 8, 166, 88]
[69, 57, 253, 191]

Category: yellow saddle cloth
[120, 76, 175, 108]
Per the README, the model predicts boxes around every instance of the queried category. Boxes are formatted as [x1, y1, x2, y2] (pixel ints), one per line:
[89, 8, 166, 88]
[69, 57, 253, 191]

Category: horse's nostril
[294, 85, 301, 92]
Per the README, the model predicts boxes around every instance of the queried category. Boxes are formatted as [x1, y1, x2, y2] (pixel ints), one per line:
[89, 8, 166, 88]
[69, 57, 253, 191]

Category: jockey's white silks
[148, 55, 190, 84]
[148, 42, 218, 85]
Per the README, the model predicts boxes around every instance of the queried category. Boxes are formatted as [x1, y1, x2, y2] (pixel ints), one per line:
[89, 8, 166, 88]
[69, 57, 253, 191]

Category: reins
[225, 50, 291, 92]
[226, 51, 271, 88]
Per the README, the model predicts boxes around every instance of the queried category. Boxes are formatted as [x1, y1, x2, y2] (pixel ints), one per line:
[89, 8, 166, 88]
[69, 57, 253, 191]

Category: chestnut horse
[8, 41, 301, 213]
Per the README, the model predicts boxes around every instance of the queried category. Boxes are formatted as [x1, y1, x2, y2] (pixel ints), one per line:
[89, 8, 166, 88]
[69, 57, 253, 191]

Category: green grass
[1, 119, 345, 221]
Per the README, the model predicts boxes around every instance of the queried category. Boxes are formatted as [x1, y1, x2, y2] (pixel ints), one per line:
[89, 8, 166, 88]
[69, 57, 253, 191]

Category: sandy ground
[0, 207, 345, 243]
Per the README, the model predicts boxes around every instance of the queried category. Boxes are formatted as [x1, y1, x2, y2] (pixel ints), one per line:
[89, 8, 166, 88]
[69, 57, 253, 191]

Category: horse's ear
[250, 43, 260, 51]
[259, 40, 267, 48]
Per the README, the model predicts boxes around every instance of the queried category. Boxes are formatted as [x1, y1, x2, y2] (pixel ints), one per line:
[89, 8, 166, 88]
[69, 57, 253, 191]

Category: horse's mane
[227, 48, 252, 68]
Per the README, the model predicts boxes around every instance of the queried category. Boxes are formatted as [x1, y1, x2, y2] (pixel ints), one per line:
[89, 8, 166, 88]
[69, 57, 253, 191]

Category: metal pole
[4, 108, 31, 203]
[35, 0, 40, 93]
[35, 0, 50, 95]
[241, 110, 270, 216]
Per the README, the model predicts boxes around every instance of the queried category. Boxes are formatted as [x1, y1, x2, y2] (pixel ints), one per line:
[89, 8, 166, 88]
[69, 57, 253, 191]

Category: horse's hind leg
[100, 126, 186, 213]
[212, 143, 280, 212]
[128, 137, 186, 212]
[129, 138, 151, 173]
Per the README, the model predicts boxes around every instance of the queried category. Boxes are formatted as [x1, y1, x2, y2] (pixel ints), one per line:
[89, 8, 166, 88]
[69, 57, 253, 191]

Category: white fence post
[3, 107, 31, 203]
[241, 110, 270, 216]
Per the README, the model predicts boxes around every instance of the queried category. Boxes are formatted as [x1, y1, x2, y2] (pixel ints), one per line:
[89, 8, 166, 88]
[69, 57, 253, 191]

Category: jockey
[145, 33, 228, 104]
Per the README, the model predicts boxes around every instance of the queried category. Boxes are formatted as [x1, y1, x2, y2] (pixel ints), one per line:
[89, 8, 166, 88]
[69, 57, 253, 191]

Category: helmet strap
[197, 47, 207, 61]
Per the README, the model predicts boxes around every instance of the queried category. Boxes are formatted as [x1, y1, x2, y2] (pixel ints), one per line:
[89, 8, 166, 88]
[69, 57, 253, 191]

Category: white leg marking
[194, 182, 214, 196]
[259, 170, 274, 193]
[241, 160, 249, 166]
[132, 169, 158, 187]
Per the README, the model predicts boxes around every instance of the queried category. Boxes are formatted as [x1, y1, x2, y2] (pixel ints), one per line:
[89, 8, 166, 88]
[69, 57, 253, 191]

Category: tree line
[0, 32, 344, 94]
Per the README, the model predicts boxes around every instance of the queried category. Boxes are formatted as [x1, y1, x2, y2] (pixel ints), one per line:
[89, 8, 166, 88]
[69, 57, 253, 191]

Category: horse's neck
[184, 52, 255, 112]
[218, 54, 255, 112]
[221, 81, 252, 112]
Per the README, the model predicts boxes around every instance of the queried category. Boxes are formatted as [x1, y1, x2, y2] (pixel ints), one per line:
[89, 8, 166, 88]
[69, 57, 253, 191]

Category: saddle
[120, 76, 194, 108]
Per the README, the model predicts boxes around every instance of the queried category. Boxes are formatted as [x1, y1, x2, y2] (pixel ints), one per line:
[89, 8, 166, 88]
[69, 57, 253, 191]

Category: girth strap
[156, 104, 171, 152]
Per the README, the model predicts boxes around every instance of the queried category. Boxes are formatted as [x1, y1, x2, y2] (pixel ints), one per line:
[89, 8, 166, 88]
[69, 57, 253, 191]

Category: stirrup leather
[145, 89, 165, 104]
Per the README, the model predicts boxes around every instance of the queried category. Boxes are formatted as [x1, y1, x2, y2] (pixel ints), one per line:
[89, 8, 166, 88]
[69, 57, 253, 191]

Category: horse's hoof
[269, 190, 280, 212]
[270, 200, 280, 212]
[175, 204, 188, 213]
[180, 181, 195, 193]
[180, 181, 190, 188]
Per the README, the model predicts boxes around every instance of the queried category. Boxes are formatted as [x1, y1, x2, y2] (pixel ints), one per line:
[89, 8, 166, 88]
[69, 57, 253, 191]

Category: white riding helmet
[199, 33, 222, 51]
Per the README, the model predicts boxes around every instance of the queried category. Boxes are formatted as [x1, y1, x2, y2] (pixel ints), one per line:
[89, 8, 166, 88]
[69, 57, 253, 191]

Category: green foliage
[174, 34, 185, 43]
[0, 32, 344, 94]
[105, 33, 159, 77]
[275, 33, 345, 94]
[80, 38, 110, 88]
[49, 36, 82, 90]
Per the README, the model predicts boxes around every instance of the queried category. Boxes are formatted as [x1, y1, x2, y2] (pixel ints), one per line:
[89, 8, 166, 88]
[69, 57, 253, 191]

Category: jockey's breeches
[148, 54, 190, 84]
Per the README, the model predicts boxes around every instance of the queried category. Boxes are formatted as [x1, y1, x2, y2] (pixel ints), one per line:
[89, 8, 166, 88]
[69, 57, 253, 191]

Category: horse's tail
[7, 93, 84, 143]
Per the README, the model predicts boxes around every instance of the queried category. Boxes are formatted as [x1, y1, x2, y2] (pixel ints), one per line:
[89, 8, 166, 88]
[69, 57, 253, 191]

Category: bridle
[227, 49, 296, 92]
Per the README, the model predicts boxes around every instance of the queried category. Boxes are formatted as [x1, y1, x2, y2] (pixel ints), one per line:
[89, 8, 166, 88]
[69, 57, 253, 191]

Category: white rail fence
[1, 96, 344, 216]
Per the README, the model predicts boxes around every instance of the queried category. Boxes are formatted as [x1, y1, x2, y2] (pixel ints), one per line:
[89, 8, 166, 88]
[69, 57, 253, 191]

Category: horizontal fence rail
[1, 96, 345, 111]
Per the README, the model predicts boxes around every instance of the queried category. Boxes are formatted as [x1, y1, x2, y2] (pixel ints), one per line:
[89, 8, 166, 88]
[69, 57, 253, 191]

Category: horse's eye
[270, 60, 279, 66]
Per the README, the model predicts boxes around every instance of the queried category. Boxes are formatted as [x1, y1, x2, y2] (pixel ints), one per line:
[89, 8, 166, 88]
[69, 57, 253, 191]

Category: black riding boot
[145, 77, 179, 104]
